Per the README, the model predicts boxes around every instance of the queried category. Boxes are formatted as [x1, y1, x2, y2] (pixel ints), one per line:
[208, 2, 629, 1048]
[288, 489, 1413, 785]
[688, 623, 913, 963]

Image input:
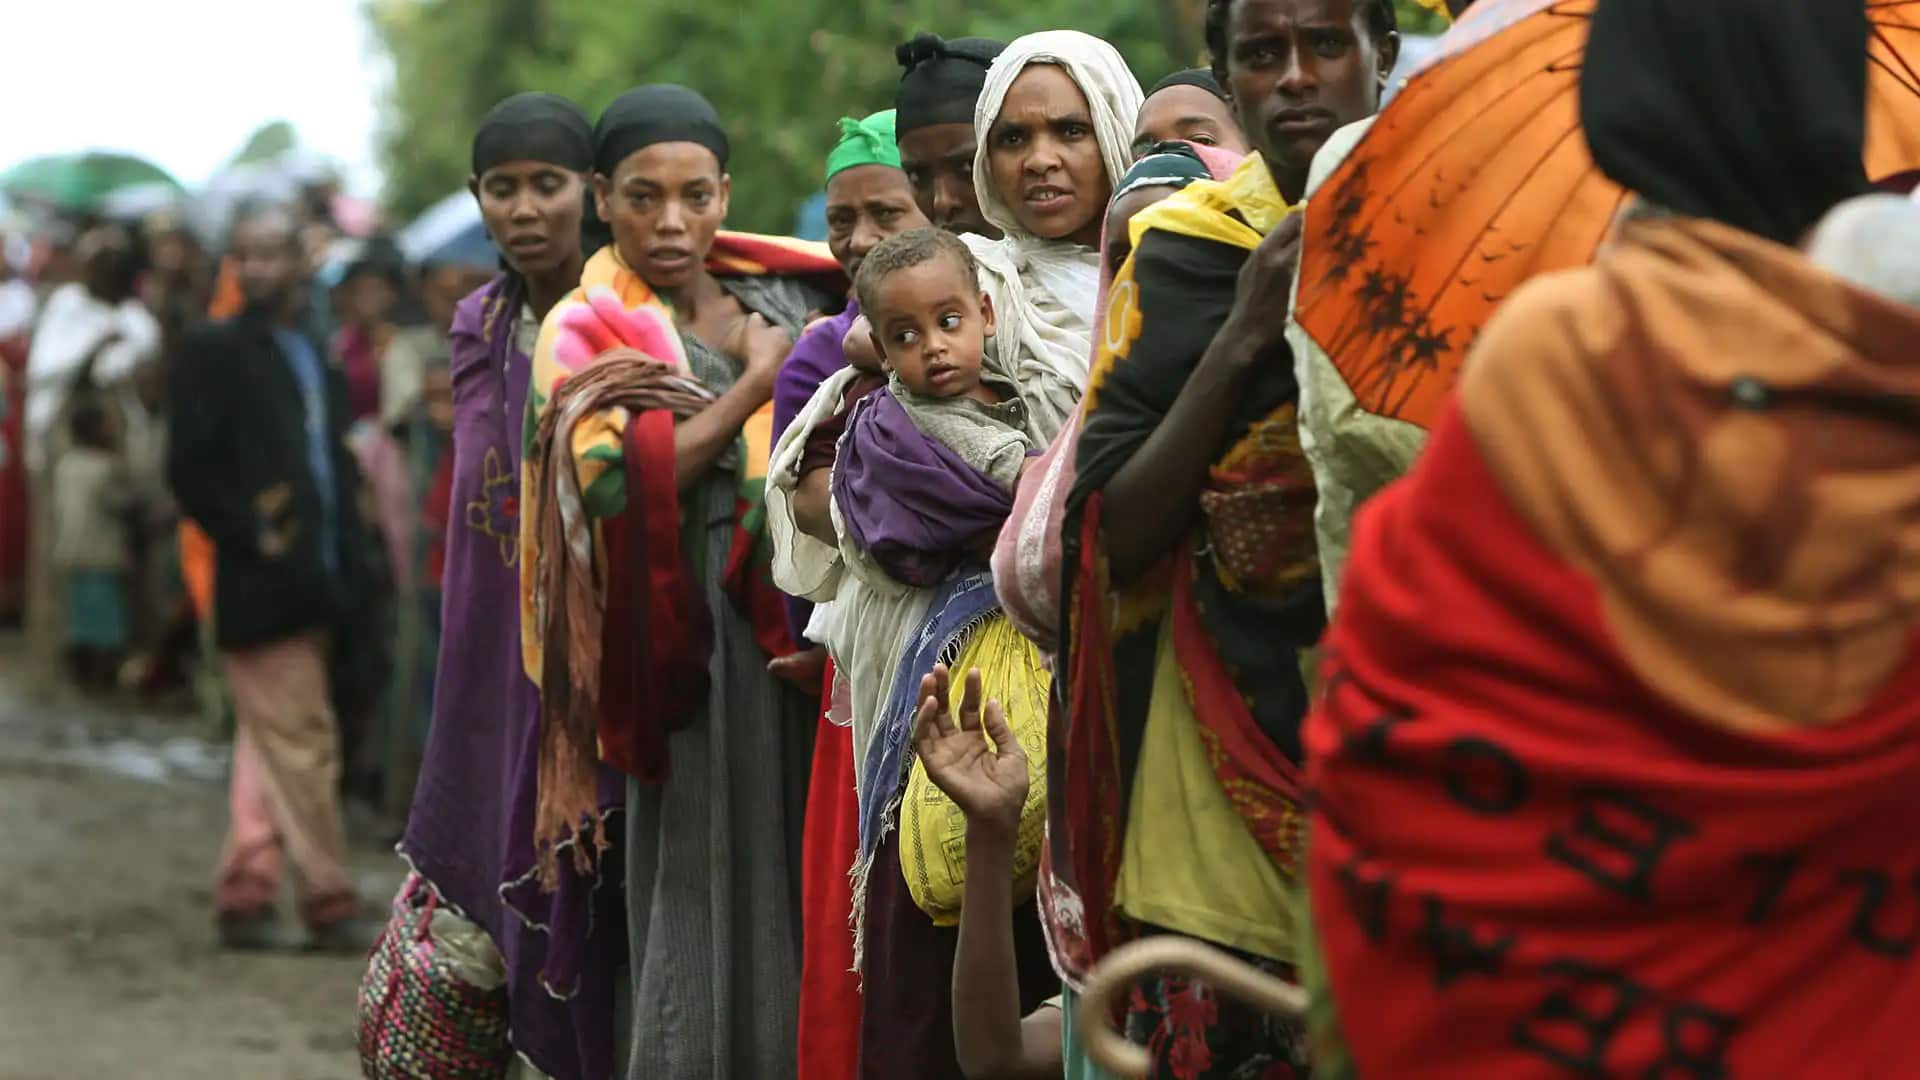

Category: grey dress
[622, 274, 827, 1080]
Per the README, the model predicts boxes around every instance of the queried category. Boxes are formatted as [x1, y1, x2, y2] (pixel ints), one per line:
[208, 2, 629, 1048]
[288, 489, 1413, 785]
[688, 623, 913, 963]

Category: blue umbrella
[792, 190, 828, 243]
[399, 191, 495, 269]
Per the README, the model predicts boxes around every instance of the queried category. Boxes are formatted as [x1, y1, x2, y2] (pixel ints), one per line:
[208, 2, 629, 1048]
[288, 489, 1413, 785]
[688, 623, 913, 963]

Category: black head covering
[342, 235, 408, 289]
[594, 85, 730, 176]
[895, 34, 1007, 133]
[1579, 0, 1870, 246]
[1148, 68, 1226, 102]
[471, 92, 594, 177]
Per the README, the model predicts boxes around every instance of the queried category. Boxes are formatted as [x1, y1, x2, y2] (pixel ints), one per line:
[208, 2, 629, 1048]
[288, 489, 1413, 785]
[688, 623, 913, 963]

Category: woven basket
[357, 875, 513, 1079]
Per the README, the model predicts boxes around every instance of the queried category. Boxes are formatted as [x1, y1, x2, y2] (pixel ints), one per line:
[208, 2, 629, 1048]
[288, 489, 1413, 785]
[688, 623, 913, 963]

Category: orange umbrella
[1293, 0, 1920, 431]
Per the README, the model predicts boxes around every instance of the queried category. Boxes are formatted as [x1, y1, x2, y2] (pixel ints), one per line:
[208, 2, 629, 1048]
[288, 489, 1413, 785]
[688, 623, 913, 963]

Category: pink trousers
[213, 630, 358, 927]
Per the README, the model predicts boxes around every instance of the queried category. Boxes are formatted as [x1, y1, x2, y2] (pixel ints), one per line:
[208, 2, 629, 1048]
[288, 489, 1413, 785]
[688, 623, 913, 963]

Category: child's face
[335, 271, 397, 329]
[867, 254, 996, 398]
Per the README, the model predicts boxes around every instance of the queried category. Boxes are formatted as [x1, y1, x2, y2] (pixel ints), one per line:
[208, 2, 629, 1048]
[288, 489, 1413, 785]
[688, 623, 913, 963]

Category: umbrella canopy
[1293, 0, 1920, 432]
[99, 181, 188, 224]
[1383, 34, 1439, 102]
[190, 162, 305, 244]
[0, 151, 183, 213]
[398, 190, 496, 270]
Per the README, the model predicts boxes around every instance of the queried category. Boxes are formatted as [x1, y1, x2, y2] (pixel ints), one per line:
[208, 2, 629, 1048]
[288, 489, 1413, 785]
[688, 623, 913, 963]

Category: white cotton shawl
[766, 368, 934, 785]
[967, 31, 1144, 441]
[23, 283, 160, 472]
[767, 366, 861, 605]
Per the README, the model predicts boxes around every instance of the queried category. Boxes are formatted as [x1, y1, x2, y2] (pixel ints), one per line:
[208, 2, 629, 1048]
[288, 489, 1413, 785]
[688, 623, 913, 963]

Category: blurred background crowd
[0, 0, 1443, 836]
[0, 141, 496, 832]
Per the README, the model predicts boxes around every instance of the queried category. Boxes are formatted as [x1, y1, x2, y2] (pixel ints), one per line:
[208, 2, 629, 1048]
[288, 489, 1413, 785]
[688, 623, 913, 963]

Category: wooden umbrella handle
[1075, 936, 1309, 1078]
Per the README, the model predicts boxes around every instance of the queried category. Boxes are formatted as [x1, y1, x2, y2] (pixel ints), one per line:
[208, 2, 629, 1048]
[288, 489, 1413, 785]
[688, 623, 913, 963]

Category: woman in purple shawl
[392, 93, 626, 1080]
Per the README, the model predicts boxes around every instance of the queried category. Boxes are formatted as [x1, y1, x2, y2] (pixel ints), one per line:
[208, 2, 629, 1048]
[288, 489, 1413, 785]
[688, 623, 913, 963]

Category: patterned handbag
[357, 873, 513, 1079]
[1197, 409, 1320, 595]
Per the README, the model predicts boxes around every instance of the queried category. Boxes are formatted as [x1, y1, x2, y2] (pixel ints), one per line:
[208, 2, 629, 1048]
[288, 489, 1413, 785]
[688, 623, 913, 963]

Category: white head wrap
[964, 31, 1144, 440]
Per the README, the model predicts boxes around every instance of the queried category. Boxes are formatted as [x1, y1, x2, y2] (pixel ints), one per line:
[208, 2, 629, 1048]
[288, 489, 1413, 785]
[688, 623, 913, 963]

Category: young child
[51, 401, 132, 691]
[835, 228, 1042, 586]
[859, 226, 1033, 473]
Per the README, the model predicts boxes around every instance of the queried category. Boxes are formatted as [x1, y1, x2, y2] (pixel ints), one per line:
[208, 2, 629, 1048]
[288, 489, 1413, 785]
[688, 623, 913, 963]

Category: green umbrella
[0, 151, 183, 212]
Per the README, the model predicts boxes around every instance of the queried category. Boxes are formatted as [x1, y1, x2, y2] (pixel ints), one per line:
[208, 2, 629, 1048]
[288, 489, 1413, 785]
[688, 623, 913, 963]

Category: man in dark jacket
[169, 203, 375, 952]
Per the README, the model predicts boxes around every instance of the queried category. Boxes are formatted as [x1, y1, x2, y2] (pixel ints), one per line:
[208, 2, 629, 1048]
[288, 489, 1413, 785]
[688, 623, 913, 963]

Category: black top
[1579, 0, 1870, 246]
[594, 85, 730, 175]
[168, 312, 367, 650]
[472, 92, 594, 176]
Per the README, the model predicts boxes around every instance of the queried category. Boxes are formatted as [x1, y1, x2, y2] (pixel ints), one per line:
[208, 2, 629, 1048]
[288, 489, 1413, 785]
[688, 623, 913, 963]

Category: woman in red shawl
[1304, 3, 1920, 1075]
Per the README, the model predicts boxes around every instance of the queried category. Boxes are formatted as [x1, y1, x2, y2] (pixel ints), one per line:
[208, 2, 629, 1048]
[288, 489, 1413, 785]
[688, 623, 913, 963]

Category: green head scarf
[825, 110, 901, 184]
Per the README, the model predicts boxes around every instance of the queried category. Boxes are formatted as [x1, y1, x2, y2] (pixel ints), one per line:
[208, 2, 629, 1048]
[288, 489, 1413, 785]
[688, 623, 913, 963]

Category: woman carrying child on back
[820, 224, 1059, 1079]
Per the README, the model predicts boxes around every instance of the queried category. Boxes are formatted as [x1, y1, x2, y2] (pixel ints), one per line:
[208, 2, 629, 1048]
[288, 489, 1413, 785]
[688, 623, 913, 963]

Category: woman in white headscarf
[967, 30, 1144, 438]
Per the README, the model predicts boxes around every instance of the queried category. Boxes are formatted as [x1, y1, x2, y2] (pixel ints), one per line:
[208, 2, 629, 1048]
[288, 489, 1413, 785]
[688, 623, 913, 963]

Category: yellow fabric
[518, 245, 686, 682]
[1114, 619, 1297, 962]
[1128, 152, 1291, 249]
[738, 400, 775, 486]
[1086, 152, 1293, 419]
[899, 613, 1051, 926]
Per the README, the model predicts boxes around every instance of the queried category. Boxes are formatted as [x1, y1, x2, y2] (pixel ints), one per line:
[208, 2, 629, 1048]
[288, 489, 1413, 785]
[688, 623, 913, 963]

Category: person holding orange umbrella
[1305, 2, 1920, 1075]
[1288, 0, 1920, 601]
[1047, 0, 1400, 1073]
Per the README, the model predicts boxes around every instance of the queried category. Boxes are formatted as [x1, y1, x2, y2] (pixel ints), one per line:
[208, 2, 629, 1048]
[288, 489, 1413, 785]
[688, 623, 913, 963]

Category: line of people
[3, 186, 480, 813]
[353, 2, 1413, 1075]
[175, 0, 1914, 1077]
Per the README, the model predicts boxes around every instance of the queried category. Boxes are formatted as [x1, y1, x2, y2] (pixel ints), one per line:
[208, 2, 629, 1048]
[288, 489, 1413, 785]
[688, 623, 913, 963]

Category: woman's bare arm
[673, 373, 774, 491]
[791, 466, 836, 543]
[1098, 216, 1302, 582]
[673, 313, 789, 491]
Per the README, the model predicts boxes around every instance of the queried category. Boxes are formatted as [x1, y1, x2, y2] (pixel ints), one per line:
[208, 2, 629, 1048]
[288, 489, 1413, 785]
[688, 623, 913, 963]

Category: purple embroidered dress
[771, 302, 859, 646]
[400, 275, 625, 1080]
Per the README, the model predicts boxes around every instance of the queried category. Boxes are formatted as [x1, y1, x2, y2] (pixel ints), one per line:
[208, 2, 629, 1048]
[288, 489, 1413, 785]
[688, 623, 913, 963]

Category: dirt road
[0, 642, 402, 1080]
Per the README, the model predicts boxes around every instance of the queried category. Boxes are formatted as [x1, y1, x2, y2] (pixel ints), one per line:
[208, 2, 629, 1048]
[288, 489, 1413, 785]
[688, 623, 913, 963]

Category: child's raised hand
[912, 663, 1028, 833]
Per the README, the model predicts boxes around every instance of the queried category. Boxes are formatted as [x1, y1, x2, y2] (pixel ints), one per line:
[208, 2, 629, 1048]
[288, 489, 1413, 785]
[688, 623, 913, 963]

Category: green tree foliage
[1393, 0, 1451, 35]
[368, 0, 1448, 232]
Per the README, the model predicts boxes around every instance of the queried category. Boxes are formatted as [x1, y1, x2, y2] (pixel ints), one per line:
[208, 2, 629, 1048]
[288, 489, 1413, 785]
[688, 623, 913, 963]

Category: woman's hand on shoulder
[728, 313, 793, 388]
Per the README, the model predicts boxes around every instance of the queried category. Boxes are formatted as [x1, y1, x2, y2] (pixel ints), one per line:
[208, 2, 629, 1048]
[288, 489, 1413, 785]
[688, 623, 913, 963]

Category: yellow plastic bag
[899, 613, 1052, 925]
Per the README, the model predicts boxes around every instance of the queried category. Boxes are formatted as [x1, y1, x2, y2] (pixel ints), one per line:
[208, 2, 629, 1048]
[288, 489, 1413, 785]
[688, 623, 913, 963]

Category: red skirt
[798, 659, 860, 1080]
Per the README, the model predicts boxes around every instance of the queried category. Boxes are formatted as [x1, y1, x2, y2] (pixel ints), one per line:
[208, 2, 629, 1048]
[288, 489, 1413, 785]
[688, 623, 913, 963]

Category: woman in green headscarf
[770, 108, 933, 1080]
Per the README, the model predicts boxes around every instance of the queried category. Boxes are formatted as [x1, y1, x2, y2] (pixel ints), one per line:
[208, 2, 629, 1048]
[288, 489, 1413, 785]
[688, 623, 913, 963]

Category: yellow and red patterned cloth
[1308, 217, 1920, 1076]
[517, 234, 841, 877]
[1048, 156, 1326, 984]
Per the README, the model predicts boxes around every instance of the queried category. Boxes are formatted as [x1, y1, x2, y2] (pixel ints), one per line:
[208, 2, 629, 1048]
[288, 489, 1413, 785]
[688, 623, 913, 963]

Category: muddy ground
[0, 637, 402, 1079]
